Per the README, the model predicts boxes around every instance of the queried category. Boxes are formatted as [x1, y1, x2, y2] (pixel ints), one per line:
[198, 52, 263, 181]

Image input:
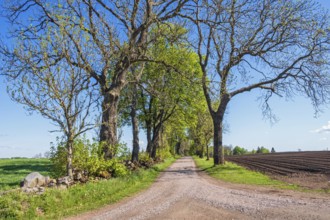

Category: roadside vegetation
[193, 157, 299, 190]
[0, 157, 176, 219]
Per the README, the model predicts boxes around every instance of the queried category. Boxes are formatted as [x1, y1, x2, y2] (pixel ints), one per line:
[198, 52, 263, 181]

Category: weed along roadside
[0, 157, 177, 219]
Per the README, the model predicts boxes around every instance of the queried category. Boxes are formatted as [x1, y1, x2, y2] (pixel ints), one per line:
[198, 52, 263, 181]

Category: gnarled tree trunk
[150, 133, 160, 159]
[100, 91, 119, 159]
[150, 125, 161, 159]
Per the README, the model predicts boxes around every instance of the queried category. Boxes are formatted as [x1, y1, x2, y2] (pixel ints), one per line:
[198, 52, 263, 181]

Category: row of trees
[232, 146, 274, 155]
[195, 145, 275, 158]
[1, 0, 330, 178]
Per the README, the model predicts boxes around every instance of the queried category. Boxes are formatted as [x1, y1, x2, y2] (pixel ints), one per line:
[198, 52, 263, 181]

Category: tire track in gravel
[68, 157, 330, 220]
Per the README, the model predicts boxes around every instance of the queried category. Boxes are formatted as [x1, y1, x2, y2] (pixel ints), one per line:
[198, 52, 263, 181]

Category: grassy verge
[193, 156, 300, 190]
[0, 158, 52, 191]
[0, 157, 176, 219]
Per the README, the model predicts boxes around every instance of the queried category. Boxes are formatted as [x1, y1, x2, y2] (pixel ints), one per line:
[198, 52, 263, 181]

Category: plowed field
[226, 151, 330, 175]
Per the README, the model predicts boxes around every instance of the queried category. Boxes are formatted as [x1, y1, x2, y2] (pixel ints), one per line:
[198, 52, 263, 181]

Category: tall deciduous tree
[119, 64, 145, 163]
[182, 0, 330, 165]
[130, 70, 142, 163]
[139, 25, 202, 159]
[1, 34, 97, 178]
[1, 0, 188, 159]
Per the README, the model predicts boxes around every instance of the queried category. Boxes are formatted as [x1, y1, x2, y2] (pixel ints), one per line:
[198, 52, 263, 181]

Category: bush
[256, 146, 270, 154]
[50, 141, 67, 177]
[138, 153, 155, 168]
[157, 146, 172, 161]
[232, 146, 248, 155]
[110, 159, 129, 177]
[50, 138, 129, 179]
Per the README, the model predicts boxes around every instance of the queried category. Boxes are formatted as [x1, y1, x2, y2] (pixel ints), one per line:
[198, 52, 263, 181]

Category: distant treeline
[0, 157, 28, 160]
[204, 146, 276, 157]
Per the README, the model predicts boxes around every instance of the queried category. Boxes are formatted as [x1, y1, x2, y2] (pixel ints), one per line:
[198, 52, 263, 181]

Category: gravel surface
[68, 157, 330, 220]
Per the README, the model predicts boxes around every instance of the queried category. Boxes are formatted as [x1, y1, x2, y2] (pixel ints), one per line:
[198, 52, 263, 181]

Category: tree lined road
[69, 157, 330, 220]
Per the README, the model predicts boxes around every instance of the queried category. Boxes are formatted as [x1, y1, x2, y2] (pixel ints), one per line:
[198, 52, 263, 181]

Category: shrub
[138, 153, 155, 168]
[232, 146, 248, 155]
[256, 146, 270, 154]
[50, 141, 67, 177]
[50, 138, 129, 178]
[110, 159, 129, 177]
[157, 145, 172, 161]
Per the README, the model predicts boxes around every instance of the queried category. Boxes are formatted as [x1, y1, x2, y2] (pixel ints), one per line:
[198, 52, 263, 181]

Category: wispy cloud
[320, 137, 327, 141]
[0, 134, 8, 137]
[311, 121, 330, 133]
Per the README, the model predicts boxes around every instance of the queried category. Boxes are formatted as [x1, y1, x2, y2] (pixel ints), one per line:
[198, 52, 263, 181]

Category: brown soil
[272, 172, 330, 191]
[67, 157, 330, 220]
[226, 151, 330, 176]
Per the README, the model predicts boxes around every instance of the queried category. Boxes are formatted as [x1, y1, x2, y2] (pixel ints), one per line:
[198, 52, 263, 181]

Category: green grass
[0, 158, 53, 191]
[0, 157, 176, 219]
[193, 156, 300, 190]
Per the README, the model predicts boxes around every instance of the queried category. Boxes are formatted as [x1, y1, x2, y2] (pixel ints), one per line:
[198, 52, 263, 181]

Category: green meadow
[0, 158, 52, 191]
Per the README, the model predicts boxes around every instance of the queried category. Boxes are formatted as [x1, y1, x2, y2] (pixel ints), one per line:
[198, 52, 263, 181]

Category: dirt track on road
[68, 157, 330, 220]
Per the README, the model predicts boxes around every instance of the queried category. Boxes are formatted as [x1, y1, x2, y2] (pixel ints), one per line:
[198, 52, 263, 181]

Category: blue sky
[1, 1, 330, 158]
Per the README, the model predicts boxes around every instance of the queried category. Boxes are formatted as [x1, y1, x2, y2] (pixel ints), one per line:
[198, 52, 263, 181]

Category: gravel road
[69, 157, 330, 220]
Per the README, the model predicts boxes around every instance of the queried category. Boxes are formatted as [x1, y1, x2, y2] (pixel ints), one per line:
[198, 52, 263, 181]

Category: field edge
[193, 156, 313, 191]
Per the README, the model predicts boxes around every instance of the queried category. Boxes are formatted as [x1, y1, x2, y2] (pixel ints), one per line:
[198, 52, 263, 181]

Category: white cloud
[311, 121, 330, 133]
[320, 137, 327, 141]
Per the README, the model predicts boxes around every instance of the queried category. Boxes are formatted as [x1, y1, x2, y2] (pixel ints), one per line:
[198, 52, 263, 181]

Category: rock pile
[20, 172, 49, 193]
[73, 170, 89, 182]
[125, 160, 137, 170]
[20, 172, 74, 193]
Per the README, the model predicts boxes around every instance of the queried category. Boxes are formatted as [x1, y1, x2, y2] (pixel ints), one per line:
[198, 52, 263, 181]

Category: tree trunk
[100, 91, 119, 159]
[66, 138, 74, 178]
[131, 83, 140, 163]
[150, 137, 159, 159]
[212, 95, 229, 165]
[146, 122, 152, 154]
[206, 144, 209, 160]
[150, 127, 161, 159]
[143, 95, 154, 155]
[213, 116, 224, 165]
[175, 141, 181, 155]
[200, 144, 204, 158]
